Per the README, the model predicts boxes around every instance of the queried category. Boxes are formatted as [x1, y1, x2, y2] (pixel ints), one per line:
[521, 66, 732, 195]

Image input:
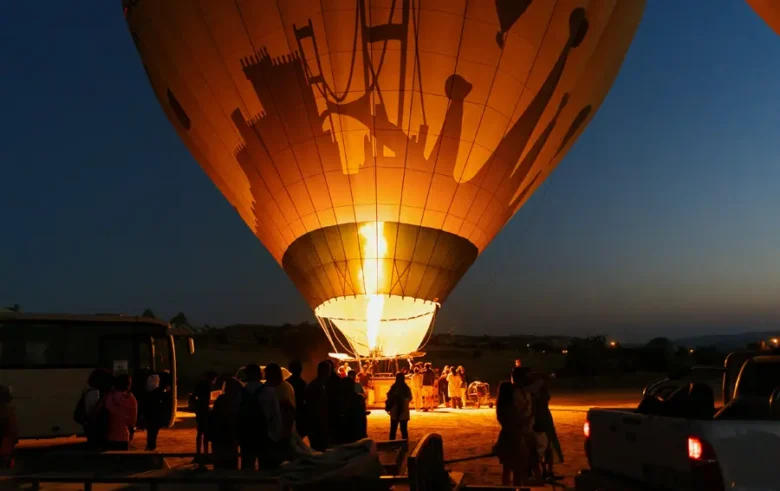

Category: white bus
[0, 312, 194, 439]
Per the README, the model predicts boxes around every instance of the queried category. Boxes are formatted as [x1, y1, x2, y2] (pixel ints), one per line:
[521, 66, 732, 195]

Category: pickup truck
[576, 351, 780, 491]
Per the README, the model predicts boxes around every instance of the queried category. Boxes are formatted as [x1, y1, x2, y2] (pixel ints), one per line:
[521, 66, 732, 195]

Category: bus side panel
[7, 368, 92, 439]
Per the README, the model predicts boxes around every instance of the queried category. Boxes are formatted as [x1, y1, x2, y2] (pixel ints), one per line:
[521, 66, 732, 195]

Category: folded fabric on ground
[280, 439, 383, 486]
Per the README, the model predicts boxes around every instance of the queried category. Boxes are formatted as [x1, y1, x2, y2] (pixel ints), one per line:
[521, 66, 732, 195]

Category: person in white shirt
[447, 369, 463, 409]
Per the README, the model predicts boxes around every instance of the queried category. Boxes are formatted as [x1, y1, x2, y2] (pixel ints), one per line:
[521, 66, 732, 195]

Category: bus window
[99, 335, 153, 376]
[0, 324, 66, 367]
[139, 338, 153, 372]
[62, 325, 101, 366]
[154, 337, 172, 373]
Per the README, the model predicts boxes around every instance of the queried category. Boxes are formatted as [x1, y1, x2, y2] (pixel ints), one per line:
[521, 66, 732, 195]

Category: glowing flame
[359, 222, 387, 351]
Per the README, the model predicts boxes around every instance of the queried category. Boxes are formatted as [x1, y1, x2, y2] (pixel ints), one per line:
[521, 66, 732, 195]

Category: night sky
[1, 1, 779, 343]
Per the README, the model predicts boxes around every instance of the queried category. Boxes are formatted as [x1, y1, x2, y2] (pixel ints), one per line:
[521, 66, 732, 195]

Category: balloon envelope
[747, 0, 780, 35]
[125, 0, 643, 357]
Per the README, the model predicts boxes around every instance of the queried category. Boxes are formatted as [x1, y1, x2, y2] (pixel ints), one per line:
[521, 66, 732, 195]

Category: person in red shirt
[103, 374, 138, 450]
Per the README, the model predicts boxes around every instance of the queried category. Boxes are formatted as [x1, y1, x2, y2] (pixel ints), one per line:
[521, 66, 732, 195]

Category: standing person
[458, 366, 468, 407]
[348, 370, 366, 400]
[143, 374, 167, 451]
[385, 373, 412, 440]
[422, 363, 435, 411]
[511, 367, 540, 482]
[447, 368, 463, 409]
[325, 360, 343, 444]
[193, 370, 217, 460]
[0, 386, 18, 470]
[209, 380, 242, 470]
[357, 366, 369, 388]
[438, 367, 450, 408]
[493, 381, 530, 486]
[432, 367, 441, 407]
[410, 367, 423, 411]
[236, 364, 283, 470]
[265, 363, 296, 440]
[73, 369, 107, 448]
[533, 379, 562, 480]
[340, 376, 367, 443]
[305, 361, 331, 451]
[286, 360, 307, 438]
[103, 374, 138, 451]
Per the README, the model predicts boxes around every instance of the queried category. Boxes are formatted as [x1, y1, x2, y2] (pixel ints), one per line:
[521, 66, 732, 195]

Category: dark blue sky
[1, 2, 779, 342]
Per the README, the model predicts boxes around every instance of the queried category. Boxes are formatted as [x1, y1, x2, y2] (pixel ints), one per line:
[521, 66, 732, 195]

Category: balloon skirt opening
[315, 295, 438, 358]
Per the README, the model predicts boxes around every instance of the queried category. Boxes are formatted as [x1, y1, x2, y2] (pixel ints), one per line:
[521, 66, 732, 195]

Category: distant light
[609, 340, 617, 347]
[689, 349, 694, 354]
[562, 349, 568, 354]
[772, 338, 779, 345]
[526, 343, 530, 347]
[583, 421, 590, 438]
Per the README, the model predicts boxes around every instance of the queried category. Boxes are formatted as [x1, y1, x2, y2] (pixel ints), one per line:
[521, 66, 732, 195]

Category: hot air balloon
[747, 0, 780, 35]
[124, 0, 644, 361]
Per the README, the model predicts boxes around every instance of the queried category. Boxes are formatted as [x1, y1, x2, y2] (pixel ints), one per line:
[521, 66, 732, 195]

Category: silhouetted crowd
[73, 368, 172, 452]
[191, 360, 369, 470]
[0, 357, 509, 474]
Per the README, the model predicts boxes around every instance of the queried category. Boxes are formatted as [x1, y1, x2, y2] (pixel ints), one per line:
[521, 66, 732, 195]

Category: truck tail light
[688, 435, 724, 491]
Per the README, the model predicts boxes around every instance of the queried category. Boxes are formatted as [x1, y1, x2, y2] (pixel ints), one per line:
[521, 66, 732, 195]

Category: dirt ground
[17, 389, 636, 490]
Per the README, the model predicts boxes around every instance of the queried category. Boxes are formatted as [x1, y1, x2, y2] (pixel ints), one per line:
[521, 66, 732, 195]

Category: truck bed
[583, 408, 780, 490]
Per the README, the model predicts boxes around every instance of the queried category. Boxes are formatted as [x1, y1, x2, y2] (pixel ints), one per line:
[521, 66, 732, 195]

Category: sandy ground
[15, 389, 638, 490]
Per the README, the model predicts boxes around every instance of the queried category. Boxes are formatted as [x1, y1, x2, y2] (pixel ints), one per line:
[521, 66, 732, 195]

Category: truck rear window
[737, 362, 780, 398]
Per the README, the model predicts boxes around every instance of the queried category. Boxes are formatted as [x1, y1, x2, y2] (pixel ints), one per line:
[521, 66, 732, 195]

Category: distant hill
[674, 331, 780, 351]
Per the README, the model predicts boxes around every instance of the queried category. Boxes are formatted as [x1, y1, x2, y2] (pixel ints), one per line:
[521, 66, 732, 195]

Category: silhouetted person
[265, 363, 296, 440]
[511, 367, 541, 482]
[494, 381, 530, 486]
[341, 376, 367, 444]
[438, 367, 450, 407]
[447, 368, 463, 409]
[74, 368, 110, 448]
[325, 360, 343, 444]
[348, 370, 365, 399]
[209, 381, 241, 470]
[286, 360, 307, 438]
[533, 381, 562, 480]
[458, 366, 469, 405]
[236, 364, 282, 470]
[143, 374, 167, 451]
[193, 370, 217, 459]
[305, 361, 331, 451]
[386, 373, 412, 440]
